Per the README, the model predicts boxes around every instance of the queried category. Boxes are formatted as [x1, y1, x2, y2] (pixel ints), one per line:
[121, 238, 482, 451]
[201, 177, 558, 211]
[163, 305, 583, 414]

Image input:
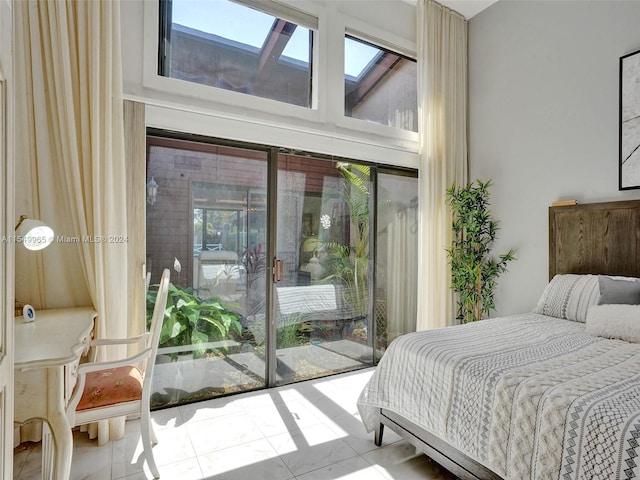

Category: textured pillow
[586, 304, 640, 342]
[533, 274, 600, 322]
[597, 275, 640, 305]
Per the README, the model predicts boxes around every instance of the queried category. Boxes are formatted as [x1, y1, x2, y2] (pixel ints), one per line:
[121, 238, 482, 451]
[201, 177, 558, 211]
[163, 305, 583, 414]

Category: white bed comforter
[357, 313, 640, 480]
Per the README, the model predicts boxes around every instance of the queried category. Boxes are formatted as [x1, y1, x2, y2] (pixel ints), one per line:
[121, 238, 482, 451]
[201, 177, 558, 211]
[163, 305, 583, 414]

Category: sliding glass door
[146, 132, 417, 407]
[146, 136, 269, 407]
[273, 154, 373, 385]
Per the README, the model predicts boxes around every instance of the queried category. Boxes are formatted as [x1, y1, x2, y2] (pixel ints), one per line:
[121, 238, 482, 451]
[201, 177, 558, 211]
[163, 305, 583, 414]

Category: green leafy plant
[277, 320, 314, 349]
[322, 163, 370, 319]
[445, 179, 516, 323]
[146, 282, 243, 359]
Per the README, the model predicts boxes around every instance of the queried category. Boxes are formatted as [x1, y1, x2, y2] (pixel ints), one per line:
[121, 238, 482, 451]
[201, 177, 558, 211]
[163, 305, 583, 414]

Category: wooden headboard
[549, 200, 640, 280]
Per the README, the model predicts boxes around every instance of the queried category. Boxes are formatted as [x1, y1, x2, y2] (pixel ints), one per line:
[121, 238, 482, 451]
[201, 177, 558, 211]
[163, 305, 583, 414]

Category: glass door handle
[273, 258, 284, 282]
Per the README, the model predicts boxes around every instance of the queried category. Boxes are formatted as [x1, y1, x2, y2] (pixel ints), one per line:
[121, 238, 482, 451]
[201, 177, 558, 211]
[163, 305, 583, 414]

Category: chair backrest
[143, 268, 170, 395]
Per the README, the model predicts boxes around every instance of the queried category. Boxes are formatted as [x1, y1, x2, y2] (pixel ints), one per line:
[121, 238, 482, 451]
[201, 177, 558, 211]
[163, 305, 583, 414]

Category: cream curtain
[386, 205, 419, 341]
[15, 0, 129, 444]
[416, 0, 468, 330]
[123, 100, 148, 342]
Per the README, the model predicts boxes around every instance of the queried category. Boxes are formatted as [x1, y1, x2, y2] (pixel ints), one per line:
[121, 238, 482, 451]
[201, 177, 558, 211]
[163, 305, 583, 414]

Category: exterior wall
[168, 25, 312, 107]
[469, 0, 640, 315]
[145, 139, 269, 285]
[350, 59, 417, 132]
[145, 147, 192, 287]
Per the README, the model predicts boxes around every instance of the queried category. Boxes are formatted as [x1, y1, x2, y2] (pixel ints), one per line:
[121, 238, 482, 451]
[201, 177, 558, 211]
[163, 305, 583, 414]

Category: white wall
[119, 0, 419, 168]
[469, 0, 640, 315]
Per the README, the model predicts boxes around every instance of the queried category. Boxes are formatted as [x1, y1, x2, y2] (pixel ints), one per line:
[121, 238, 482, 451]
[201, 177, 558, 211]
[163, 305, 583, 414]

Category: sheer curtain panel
[387, 207, 419, 340]
[15, 0, 129, 444]
[416, 0, 468, 330]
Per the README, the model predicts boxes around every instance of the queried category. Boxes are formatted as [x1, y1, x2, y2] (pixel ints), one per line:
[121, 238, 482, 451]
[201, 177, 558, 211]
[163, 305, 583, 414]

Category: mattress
[357, 313, 640, 479]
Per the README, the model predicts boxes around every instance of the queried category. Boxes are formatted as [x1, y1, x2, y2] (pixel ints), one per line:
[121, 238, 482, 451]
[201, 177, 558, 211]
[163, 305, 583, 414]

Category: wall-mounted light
[15, 215, 54, 251]
[147, 177, 158, 205]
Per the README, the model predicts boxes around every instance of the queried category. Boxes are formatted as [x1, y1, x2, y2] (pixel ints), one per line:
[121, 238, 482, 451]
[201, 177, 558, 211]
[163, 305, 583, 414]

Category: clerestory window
[159, 0, 315, 107]
[344, 35, 418, 132]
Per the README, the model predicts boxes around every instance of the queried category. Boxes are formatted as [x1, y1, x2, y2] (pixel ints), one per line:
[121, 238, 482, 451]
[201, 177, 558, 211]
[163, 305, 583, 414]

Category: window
[344, 35, 418, 132]
[159, 0, 314, 107]
[154, 1, 419, 141]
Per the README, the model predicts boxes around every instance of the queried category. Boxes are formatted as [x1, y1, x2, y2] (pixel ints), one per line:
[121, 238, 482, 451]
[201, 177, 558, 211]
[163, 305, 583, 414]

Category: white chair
[66, 268, 170, 478]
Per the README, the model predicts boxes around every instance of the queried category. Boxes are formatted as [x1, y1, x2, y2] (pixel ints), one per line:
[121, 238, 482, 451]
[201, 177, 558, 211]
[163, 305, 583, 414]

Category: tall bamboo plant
[445, 179, 516, 323]
[322, 163, 370, 319]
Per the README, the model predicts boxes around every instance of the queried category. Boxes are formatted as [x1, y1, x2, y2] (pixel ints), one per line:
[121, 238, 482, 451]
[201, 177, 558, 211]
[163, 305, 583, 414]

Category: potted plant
[445, 179, 516, 323]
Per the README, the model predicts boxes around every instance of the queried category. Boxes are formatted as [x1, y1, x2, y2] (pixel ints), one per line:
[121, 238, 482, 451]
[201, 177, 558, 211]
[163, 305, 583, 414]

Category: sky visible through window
[345, 37, 380, 78]
[172, 0, 379, 76]
[172, 0, 310, 63]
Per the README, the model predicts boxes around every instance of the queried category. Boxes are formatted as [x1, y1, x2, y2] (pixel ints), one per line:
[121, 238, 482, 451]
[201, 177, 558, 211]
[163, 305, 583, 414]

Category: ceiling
[440, 0, 498, 19]
[403, 0, 499, 19]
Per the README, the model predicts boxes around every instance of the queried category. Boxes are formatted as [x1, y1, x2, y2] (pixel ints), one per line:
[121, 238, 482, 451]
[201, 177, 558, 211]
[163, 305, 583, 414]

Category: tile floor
[13, 368, 457, 480]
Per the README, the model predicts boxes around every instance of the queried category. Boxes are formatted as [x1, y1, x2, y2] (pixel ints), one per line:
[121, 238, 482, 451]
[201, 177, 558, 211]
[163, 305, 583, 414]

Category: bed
[357, 199, 640, 480]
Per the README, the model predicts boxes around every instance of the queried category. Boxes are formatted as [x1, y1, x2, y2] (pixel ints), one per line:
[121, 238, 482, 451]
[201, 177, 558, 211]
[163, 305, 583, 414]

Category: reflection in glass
[275, 155, 373, 385]
[146, 139, 268, 407]
[146, 135, 418, 406]
[162, 0, 314, 107]
[344, 35, 417, 132]
[374, 173, 419, 361]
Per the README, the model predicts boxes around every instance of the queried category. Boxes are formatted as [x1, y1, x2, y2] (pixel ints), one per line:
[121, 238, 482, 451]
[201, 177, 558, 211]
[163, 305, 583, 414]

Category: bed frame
[373, 199, 640, 480]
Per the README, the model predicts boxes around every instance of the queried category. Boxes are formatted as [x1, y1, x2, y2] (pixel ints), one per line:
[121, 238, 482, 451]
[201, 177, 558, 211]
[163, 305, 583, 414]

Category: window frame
[343, 33, 418, 133]
[146, 0, 322, 122]
[336, 27, 418, 136]
[142, 0, 419, 162]
[157, 0, 318, 110]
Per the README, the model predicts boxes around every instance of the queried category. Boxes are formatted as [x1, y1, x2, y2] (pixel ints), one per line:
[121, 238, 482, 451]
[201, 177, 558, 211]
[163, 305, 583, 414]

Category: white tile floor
[13, 368, 456, 480]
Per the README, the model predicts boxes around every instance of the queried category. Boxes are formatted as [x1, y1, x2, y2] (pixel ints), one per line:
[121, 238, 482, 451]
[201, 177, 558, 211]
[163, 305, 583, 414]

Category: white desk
[14, 307, 96, 480]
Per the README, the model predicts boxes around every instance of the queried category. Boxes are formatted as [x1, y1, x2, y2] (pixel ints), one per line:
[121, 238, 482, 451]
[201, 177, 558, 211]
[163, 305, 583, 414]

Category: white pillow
[586, 304, 640, 343]
[533, 274, 600, 322]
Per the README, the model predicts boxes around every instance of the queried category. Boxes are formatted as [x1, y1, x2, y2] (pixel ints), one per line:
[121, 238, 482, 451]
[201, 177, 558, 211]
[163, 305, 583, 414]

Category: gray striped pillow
[533, 274, 600, 322]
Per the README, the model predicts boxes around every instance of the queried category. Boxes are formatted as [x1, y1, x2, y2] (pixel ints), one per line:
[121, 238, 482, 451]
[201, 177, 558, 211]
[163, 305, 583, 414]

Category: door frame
[145, 129, 416, 393]
[265, 147, 278, 386]
[147, 129, 279, 388]
[0, 0, 14, 476]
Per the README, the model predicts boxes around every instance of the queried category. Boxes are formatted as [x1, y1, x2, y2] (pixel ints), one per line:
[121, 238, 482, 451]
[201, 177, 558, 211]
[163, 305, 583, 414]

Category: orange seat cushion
[77, 366, 143, 411]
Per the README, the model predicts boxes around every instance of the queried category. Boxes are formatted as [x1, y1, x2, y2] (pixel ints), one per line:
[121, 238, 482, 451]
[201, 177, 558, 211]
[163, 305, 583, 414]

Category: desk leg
[47, 367, 73, 480]
[42, 422, 53, 480]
